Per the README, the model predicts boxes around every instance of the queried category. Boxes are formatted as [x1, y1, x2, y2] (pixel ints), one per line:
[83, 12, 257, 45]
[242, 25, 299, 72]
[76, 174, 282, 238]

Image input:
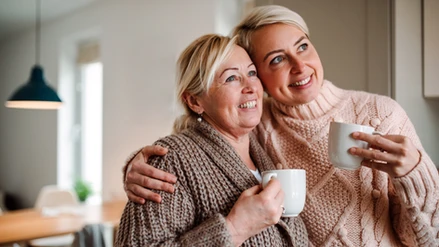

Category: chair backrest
[34, 185, 79, 208]
[72, 224, 110, 247]
[0, 190, 6, 213]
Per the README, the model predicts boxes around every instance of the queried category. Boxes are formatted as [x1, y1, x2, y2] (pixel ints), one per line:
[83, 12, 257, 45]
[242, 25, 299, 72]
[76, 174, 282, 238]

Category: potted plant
[74, 179, 93, 203]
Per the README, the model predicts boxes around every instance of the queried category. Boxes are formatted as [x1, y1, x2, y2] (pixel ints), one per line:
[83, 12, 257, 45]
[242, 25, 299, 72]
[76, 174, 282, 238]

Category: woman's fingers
[126, 188, 150, 204]
[351, 132, 399, 153]
[126, 165, 176, 193]
[349, 132, 421, 177]
[141, 145, 169, 159]
[349, 147, 397, 164]
[259, 179, 284, 217]
[259, 179, 282, 200]
[241, 185, 262, 197]
[124, 146, 176, 203]
[137, 163, 177, 185]
[135, 146, 177, 184]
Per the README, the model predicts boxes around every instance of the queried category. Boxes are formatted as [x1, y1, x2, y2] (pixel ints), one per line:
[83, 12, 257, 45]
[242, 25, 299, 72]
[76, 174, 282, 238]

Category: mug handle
[262, 173, 277, 189]
[372, 131, 384, 136]
[367, 131, 384, 149]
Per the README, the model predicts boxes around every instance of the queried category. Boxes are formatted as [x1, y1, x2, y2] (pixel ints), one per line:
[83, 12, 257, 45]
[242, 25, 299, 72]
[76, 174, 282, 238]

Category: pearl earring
[197, 112, 203, 122]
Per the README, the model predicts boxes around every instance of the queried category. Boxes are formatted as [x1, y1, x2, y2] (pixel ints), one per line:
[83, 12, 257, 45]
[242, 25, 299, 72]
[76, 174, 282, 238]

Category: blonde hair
[232, 5, 309, 55]
[173, 34, 237, 133]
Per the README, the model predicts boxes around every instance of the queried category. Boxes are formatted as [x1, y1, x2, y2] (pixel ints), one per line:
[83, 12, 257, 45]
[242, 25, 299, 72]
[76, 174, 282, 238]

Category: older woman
[123, 6, 439, 247]
[115, 34, 308, 246]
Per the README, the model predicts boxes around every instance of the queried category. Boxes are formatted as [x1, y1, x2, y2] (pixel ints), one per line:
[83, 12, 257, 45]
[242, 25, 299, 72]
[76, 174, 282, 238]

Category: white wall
[393, 0, 439, 164]
[0, 0, 221, 208]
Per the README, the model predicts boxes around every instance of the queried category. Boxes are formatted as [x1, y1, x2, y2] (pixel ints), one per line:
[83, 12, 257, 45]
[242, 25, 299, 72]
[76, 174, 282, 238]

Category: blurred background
[0, 0, 438, 209]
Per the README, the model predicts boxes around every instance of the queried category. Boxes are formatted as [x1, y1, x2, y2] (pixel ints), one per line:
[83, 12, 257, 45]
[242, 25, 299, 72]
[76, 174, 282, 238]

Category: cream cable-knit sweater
[255, 80, 439, 247]
[116, 120, 309, 246]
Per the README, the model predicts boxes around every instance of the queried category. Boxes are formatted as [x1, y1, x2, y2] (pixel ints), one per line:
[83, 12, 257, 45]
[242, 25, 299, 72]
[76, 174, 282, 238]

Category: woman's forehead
[250, 24, 306, 54]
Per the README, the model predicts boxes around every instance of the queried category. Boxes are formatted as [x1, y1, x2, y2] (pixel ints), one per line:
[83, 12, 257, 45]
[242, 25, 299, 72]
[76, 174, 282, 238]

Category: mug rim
[330, 121, 374, 130]
[261, 169, 306, 174]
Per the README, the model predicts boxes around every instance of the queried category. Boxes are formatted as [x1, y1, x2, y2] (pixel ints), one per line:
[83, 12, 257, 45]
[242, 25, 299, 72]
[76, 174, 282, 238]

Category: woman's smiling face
[197, 45, 263, 138]
[250, 23, 324, 106]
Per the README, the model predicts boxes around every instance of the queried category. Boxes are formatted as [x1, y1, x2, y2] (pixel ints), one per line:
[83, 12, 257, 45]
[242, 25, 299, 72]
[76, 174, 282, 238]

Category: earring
[197, 112, 203, 122]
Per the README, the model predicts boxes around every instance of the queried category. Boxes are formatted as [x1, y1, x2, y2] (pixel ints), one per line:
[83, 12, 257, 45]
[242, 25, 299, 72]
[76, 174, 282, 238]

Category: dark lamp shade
[5, 65, 62, 110]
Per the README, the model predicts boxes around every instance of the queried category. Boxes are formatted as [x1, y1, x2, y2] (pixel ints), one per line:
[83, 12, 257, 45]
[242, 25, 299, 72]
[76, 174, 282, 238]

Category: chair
[28, 185, 79, 247]
[71, 223, 114, 247]
[0, 190, 7, 213]
[34, 185, 79, 208]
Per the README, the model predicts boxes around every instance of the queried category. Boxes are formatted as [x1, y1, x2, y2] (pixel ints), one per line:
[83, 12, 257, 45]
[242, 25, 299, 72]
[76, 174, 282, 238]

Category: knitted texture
[116, 120, 309, 246]
[255, 80, 439, 247]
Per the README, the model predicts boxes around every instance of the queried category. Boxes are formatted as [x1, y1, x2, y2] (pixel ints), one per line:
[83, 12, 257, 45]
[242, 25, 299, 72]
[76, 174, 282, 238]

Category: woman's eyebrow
[262, 36, 307, 62]
[263, 49, 284, 62]
[219, 63, 255, 77]
[219, 68, 238, 77]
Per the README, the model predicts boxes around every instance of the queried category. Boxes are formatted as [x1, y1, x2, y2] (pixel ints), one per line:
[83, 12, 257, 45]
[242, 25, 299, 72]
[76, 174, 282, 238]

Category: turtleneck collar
[272, 80, 346, 120]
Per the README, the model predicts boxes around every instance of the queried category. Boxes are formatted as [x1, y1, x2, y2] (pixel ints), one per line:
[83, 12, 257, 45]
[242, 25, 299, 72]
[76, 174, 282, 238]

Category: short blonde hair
[173, 34, 237, 133]
[232, 5, 309, 55]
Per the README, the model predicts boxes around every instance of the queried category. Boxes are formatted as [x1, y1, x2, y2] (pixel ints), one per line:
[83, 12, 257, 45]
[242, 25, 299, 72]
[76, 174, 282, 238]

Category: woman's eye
[298, 43, 308, 52]
[270, 56, 283, 65]
[248, 70, 257, 77]
[225, 75, 237, 82]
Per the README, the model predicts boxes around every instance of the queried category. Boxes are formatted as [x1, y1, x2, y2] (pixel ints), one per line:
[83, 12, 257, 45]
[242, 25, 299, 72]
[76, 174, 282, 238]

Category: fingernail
[352, 132, 360, 138]
[349, 147, 357, 153]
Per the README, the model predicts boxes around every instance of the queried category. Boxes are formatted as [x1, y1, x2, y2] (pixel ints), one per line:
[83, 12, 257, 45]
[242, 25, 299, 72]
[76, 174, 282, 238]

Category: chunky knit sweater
[116, 120, 309, 246]
[255, 80, 439, 247]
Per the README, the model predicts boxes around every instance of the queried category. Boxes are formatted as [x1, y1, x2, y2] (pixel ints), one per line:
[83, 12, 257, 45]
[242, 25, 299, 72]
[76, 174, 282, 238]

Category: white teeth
[239, 100, 257, 109]
[292, 77, 311, 86]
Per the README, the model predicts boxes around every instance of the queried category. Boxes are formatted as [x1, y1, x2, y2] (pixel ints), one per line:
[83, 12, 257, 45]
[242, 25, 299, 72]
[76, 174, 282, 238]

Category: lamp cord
[36, 0, 41, 65]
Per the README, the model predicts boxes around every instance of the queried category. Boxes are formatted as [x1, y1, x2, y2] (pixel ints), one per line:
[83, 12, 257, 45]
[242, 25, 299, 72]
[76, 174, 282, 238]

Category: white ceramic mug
[328, 121, 383, 170]
[261, 169, 306, 217]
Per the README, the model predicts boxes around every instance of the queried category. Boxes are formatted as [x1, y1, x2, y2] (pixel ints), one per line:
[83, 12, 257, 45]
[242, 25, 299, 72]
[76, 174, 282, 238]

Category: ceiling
[0, 0, 98, 41]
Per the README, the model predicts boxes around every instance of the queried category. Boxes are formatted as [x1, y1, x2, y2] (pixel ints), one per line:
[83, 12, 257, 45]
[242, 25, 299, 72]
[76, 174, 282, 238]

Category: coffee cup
[261, 169, 306, 217]
[328, 121, 383, 170]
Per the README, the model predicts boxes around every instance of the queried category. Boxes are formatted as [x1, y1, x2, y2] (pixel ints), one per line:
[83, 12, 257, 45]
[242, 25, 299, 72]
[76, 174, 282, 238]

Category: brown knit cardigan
[115, 120, 308, 246]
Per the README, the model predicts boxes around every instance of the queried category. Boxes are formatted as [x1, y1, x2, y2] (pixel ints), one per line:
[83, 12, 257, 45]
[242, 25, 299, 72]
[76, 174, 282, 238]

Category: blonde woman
[115, 34, 308, 246]
[124, 5, 439, 247]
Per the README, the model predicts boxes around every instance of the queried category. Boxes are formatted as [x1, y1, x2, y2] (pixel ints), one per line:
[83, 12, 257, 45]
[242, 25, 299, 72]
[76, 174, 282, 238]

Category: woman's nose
[290, 57, 306, 74]
[242, 78, 256, 94]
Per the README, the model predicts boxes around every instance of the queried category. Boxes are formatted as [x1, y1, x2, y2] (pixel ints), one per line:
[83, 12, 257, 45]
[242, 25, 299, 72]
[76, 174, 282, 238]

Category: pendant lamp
[5, 0, 62, 110]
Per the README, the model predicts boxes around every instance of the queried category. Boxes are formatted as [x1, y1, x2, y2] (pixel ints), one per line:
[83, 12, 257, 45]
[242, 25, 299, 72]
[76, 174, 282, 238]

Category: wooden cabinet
[423, 0, 439, 98]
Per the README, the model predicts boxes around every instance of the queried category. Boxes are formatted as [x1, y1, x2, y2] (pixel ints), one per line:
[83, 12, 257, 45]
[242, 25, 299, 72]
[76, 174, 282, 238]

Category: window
[58, 41, 102, 204]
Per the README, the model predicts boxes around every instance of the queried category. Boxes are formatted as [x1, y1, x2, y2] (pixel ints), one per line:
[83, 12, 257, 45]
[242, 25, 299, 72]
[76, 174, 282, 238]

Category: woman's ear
[182, 92, 204, 114]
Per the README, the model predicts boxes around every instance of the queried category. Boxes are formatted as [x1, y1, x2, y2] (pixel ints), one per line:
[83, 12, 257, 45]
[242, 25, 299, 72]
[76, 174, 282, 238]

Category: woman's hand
[349, 132, 421, 177]
[124, 145, 177, 204]
[225, 179, 284, 246]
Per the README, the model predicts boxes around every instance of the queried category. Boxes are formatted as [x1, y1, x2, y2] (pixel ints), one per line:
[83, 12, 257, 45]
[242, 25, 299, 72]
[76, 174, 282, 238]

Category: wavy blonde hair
[173, 34, 237, 133]
[232, 5, 309, 56]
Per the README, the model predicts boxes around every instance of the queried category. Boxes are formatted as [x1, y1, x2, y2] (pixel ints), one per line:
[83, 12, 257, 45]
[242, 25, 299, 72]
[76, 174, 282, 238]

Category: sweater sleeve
[115, 148, 234, 247]
[381, 100, 439, 246]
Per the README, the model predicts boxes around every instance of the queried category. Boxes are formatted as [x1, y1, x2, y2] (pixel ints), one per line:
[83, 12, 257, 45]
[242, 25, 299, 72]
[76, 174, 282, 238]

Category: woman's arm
[352, 99, 439, 246]
[388, 115, 439, 246]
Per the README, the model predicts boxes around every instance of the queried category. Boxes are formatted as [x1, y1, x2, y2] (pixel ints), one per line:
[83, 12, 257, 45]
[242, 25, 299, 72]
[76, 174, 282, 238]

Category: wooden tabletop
[0, 200, 127, 245]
